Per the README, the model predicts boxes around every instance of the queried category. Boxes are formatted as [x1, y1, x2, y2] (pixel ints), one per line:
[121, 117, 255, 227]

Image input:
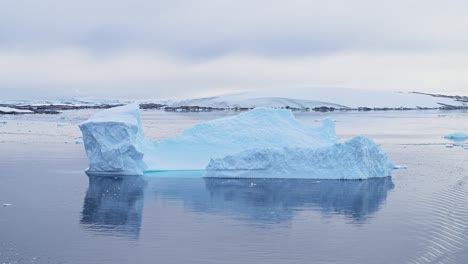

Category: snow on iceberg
[79, 104, 147, 176]
[205, 136, 394, 179]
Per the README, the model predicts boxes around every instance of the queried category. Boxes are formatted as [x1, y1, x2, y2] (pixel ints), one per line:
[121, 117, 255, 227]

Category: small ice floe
[443, 133, 468, 149]
[447, 142, 468, 150]
[3, 203, 12, 207]
[394, 165, 408, 169]
[249, 182, 257, 187]
[444, 132, 468, 142]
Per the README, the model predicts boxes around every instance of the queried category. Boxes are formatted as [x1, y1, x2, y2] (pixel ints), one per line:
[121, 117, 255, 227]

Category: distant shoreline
[1, 92, 468, 115]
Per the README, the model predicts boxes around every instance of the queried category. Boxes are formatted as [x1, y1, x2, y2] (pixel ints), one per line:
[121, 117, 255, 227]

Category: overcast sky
[1, 0, 467, 99]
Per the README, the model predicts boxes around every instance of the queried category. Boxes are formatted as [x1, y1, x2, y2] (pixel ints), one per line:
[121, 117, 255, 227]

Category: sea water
[1, 109, 468, 263]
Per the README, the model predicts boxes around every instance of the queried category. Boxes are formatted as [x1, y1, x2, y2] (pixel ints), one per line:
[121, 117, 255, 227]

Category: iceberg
[79, 104, 147, 176]
[79, 104, 394, 179]
[205, 136, 394, 179]
[444, 132, 468, 141]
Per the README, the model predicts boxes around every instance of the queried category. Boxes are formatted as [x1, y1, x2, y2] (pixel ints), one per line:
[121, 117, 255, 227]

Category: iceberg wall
[79, 104, 147, 176]
[205, 136, 394, 179]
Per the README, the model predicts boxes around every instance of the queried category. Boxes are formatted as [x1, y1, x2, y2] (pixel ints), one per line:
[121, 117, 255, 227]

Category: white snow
[0, 98, 127, 107]
[79, 104, 147, 176]
[80, 104, 394, 179]
[168, 88, 465, 109]
[0, 107, 33, 114]
[205, 136, 394, 179]
[143, 108, 337, 170]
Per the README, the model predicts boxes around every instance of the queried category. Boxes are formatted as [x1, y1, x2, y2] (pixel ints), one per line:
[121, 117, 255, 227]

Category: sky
[1, 0, 467, 99]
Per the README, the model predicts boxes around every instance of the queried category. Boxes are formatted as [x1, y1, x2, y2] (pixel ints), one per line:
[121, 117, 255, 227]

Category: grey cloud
[1, 0, 467, 99]
[1, 0, 468, 58]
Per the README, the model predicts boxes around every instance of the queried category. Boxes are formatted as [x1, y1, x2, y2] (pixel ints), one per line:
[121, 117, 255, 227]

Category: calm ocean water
[1, 109, 468, 263]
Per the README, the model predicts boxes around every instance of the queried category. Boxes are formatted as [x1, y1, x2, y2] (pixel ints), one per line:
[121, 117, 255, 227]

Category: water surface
[1, 110, 468, 263]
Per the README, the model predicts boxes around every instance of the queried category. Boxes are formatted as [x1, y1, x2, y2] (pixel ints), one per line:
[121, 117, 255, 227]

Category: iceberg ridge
[205, 136, 394, 179]
[143, 108, 337, 170]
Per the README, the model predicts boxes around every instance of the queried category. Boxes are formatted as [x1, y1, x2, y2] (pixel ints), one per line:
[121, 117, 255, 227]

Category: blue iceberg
[80, 104, 394, 179]
[444, 132, 468, 142]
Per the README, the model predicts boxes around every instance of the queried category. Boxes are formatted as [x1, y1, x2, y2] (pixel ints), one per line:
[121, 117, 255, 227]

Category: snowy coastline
[2, 90, 468, 115]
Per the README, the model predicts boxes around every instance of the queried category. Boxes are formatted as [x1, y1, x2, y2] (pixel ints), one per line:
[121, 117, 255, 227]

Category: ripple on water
[409, 176, 468, 264]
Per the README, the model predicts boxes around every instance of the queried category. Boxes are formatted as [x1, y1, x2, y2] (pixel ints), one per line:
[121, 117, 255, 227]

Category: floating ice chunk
[444, 132, 468, 142]
[79, 104, 147, 176]
[205, 136, 394, 179]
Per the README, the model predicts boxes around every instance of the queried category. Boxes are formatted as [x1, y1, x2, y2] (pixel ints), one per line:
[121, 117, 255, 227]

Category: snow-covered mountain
[1, 88, 467, 112]
[169, 88, 467, 109]
[171, 93, 346, 109]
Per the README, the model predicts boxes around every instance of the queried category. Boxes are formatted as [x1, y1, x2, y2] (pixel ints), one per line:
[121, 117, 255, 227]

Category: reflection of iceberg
[204, 177, 394, 222]
[80, 176, 146, 238]
[80, 104, 393, 179]
[148, 177, 394, 223]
